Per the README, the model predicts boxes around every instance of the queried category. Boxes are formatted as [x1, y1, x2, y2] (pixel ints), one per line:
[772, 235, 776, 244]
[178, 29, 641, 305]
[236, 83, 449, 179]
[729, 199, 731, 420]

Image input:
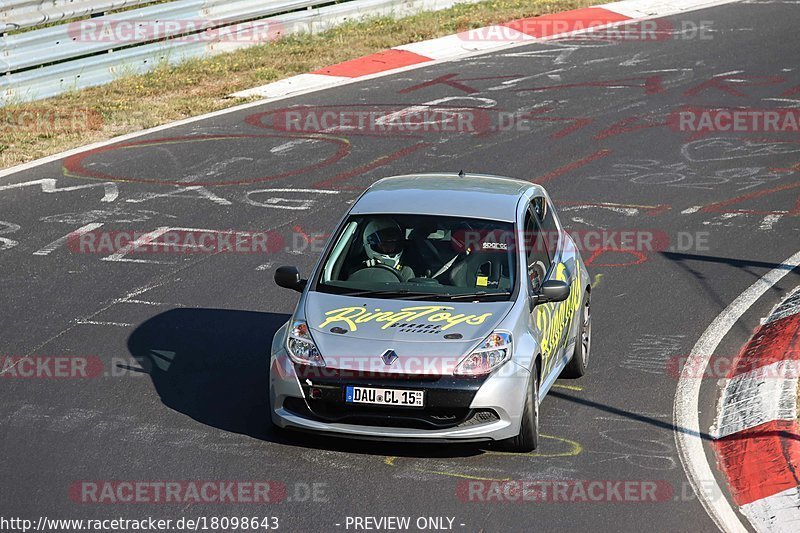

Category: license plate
[345, 386, 424, 407]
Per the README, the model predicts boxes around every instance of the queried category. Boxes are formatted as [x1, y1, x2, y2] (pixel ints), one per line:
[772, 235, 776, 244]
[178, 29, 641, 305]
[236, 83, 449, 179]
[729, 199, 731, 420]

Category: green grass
[0, 0, 593, 169]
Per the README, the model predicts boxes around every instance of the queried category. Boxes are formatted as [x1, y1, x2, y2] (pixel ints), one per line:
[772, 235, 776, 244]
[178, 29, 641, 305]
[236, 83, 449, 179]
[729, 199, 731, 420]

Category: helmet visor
[366, 226, 404, 255]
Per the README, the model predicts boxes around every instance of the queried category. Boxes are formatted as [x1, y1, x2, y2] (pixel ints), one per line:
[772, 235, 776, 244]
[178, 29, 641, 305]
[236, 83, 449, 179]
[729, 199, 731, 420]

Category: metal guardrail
[1, 0, 155, 32]
[0, 0, 471, 105]
[2, 0, 324, 72]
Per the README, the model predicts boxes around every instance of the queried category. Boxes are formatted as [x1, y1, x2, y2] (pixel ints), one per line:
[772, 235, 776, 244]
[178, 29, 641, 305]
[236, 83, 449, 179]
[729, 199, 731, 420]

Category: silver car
[270, 173, 591, 451]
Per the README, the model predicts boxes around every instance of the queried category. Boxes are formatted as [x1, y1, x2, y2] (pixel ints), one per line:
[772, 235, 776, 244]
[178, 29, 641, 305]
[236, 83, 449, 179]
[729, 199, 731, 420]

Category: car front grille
[282, 397, 499, 430]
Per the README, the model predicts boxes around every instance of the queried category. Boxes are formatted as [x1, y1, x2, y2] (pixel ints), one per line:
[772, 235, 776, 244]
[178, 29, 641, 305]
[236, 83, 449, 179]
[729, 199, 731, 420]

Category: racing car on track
[269, 173, 591, 451]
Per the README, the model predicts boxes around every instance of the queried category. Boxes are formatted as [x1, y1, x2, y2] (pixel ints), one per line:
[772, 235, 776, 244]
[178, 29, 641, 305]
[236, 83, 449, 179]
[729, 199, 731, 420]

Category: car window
[534, 195, 559, 235]
[531, 196, 558, 261]
[316, 214, 517, 300]
[524, 205, 551, 292]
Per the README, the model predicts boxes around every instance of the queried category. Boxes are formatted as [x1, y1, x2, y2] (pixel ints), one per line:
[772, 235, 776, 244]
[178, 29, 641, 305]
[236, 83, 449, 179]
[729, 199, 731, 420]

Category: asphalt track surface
[2, 1, 800, 531]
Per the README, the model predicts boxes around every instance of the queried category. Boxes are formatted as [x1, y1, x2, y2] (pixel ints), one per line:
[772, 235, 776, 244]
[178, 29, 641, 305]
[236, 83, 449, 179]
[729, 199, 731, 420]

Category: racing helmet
[363, 218, 405, 269]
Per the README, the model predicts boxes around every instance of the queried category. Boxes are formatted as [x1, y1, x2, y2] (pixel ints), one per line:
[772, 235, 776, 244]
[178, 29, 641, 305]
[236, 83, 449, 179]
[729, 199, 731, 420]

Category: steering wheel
[371, 263, 404, 281]
[349, 263, 404, 283]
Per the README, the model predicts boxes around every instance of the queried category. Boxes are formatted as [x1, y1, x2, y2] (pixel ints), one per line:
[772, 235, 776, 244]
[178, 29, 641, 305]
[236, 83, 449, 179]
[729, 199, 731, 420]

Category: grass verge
[0, 0, 593, 170]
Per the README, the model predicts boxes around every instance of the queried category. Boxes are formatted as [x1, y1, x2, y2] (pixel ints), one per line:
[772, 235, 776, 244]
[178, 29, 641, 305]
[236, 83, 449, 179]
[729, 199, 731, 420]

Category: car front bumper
[269, 350, 530, 442]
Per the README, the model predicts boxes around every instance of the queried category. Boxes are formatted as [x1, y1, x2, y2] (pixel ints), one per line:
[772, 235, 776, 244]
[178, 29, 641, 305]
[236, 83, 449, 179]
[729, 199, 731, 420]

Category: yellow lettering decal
[372, 311, 396, 323]
[319, 307, 366, 331]
[355, 310, 380, 323]
[535, 264, 583, 365]
[318, 305, 493, 332]
[466, 313, 493, 326]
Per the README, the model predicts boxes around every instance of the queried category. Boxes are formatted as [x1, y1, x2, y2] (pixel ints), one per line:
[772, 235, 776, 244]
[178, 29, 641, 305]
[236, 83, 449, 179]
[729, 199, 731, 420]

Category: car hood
[304, 291, 512, 374]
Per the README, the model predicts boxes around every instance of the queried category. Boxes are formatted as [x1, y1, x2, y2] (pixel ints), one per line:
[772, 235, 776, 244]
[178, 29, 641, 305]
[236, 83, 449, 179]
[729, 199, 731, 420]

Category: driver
[362, 218, 415, 281]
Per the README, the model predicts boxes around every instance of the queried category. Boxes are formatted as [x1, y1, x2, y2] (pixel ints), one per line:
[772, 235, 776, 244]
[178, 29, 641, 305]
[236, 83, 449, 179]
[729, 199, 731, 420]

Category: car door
[524, 201, 563, 381]
[538, 194, 586, 374]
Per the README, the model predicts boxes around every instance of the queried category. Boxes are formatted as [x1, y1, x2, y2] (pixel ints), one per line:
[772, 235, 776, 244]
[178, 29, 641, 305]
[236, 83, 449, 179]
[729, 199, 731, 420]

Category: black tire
[501, 369, 539, 452]
[562, 290, 591, 378]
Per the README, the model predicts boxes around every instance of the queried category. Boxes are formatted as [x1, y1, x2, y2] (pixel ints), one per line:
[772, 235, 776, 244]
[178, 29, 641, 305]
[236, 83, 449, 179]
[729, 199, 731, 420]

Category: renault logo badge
[381, 349, 399, 366]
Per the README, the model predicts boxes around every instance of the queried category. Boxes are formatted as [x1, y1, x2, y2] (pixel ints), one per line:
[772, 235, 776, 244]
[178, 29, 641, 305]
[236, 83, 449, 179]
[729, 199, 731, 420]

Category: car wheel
[501, 370, 539, 452]
[562, 290, 591, 378]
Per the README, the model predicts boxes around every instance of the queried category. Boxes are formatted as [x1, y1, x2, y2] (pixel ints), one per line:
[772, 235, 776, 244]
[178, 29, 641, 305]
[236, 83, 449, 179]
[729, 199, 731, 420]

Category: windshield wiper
[393, 292, 454, 300]
[338, 288, 446, 299]
[335, 288, 511, 301]
[446, 291, 512, 300]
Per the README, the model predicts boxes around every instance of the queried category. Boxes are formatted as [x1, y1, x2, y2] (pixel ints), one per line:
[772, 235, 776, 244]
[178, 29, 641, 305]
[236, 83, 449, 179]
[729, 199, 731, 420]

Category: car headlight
[286, 321, 325, 367]
[454, 331, 512, 376]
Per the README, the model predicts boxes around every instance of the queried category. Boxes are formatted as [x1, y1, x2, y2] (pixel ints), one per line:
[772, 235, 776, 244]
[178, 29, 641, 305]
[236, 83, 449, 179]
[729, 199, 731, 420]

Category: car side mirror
[539, 280, 570, 303]
[274, 266, 306, 292]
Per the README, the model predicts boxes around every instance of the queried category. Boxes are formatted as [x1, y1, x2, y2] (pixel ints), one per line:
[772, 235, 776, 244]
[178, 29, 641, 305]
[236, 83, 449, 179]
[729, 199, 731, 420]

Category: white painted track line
[674, 249, 800, 533]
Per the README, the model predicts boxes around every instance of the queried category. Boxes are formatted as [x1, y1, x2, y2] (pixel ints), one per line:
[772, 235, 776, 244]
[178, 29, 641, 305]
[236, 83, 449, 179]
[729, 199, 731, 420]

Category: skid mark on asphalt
[620, 334, 686, 376]
[383, 433, 583, 482]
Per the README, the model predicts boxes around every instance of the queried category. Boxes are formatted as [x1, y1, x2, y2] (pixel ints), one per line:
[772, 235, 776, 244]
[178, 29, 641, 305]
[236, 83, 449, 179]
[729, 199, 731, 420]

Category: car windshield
[316, 214, 517, 300]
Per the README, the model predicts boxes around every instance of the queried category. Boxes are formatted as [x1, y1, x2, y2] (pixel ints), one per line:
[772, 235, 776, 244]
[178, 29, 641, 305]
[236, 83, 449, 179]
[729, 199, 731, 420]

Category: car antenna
[458, 170, 465, 178]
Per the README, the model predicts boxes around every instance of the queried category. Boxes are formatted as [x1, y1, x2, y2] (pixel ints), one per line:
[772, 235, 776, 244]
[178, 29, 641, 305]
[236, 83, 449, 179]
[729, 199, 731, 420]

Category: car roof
[349, 173, 545, 222]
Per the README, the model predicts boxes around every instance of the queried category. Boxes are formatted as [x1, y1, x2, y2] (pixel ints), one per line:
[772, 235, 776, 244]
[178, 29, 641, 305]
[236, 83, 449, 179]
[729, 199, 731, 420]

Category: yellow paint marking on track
[484, 434, 582, 458]
[552, 383, 583, 391]
[382, 434, 582, 481]
[412, 469, 512, 482]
